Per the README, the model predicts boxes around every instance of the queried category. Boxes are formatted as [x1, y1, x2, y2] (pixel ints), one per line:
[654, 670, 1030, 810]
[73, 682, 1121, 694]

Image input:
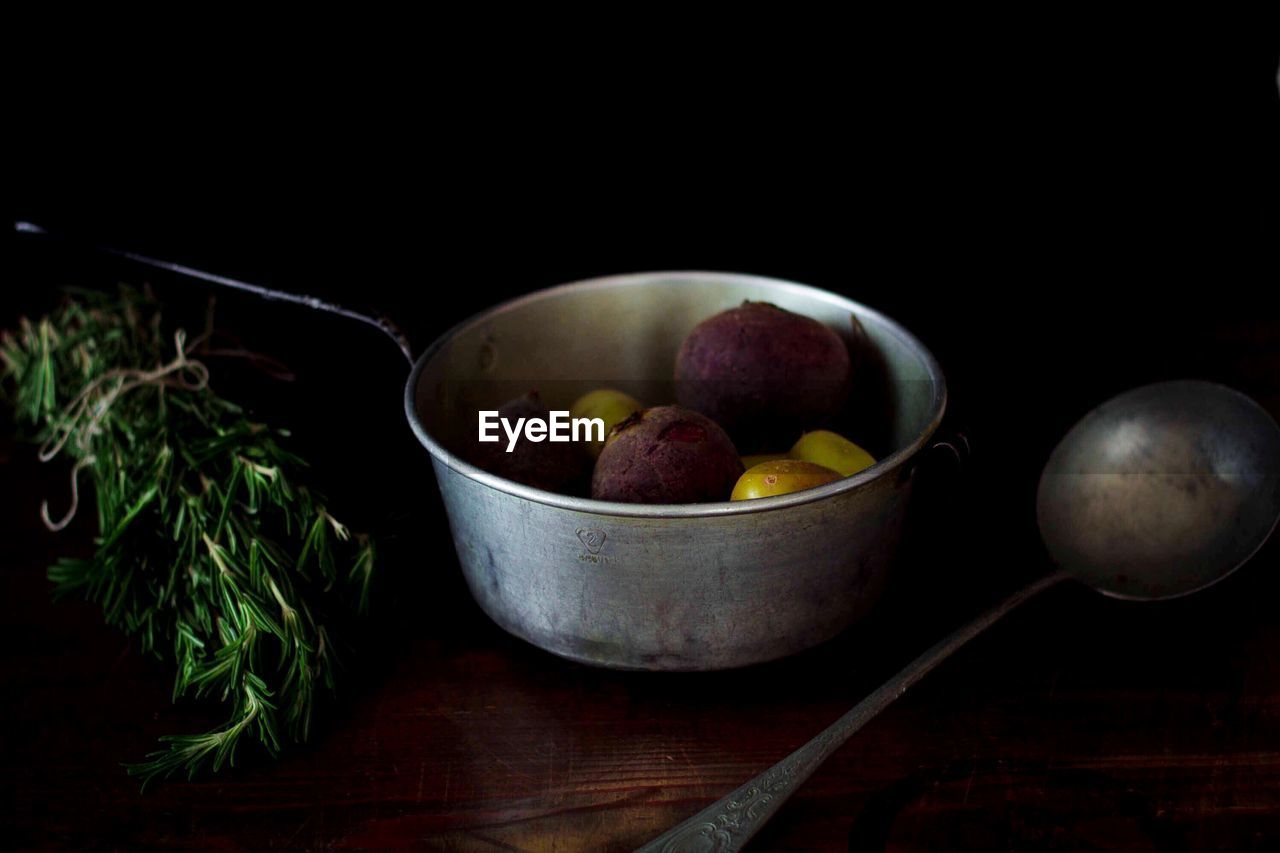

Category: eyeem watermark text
[479, 411, 605, 452]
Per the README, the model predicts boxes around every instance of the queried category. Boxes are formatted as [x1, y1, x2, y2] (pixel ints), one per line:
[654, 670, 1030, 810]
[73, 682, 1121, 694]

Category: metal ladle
[643, 380, 1280, 852]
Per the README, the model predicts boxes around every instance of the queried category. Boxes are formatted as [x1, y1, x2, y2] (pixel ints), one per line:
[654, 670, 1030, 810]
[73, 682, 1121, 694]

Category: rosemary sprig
[1, 286, 375, 786]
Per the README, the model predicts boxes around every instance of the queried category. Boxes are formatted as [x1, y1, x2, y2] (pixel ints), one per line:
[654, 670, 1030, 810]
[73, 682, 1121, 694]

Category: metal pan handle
[928, 429, 971, 471]
[13, 221, 415, 366]
[904, 427, 972, 484]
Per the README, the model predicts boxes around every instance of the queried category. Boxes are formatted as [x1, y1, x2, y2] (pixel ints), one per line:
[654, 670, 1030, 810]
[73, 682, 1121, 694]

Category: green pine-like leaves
[1, 287, 374, 786]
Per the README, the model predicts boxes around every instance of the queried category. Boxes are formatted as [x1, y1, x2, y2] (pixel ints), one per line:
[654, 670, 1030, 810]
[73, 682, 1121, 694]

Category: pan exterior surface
[430, 454, 912, 669]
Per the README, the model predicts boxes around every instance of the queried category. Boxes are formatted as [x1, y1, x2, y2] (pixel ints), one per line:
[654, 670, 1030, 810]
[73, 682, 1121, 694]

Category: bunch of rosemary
[0, 286, 375, 785]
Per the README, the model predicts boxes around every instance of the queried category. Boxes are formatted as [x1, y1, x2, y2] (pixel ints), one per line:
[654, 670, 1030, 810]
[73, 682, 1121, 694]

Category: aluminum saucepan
[404, 272, 946, 670]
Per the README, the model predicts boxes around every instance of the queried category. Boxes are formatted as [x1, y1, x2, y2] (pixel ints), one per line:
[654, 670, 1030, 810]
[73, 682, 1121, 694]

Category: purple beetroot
[468, 391, 587, 494]
[675, 301, 851, 450]
[591, 405, 743, 504]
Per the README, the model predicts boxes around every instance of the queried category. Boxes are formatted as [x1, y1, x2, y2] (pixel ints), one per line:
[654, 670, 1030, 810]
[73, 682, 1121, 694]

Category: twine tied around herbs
[38, 329, 210, 531]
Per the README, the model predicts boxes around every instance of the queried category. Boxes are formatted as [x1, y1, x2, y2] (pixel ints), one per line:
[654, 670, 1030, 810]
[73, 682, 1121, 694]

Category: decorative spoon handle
[637, 571, 1069, 853]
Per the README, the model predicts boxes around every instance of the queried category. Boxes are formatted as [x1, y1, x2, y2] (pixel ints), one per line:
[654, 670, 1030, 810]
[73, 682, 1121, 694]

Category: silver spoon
[642, 380, 1280, 852]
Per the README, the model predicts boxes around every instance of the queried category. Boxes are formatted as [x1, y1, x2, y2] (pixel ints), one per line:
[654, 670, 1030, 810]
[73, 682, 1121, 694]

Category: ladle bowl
[1038, 380, 1280, 600]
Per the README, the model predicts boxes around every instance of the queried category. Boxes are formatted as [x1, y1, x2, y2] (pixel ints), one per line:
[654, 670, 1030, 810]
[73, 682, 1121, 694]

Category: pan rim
[403, 270, 947, 518]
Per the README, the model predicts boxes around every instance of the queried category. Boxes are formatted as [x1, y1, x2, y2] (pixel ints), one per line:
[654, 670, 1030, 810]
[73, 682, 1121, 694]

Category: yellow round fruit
[569, 388, 643, 458]
[789, 430, 876, 477]
[730, 459, 841, 501]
